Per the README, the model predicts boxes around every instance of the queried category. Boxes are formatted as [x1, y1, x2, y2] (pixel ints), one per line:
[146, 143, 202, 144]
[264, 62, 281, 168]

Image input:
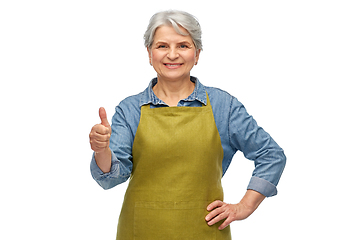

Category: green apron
[116, 93, 231, 239]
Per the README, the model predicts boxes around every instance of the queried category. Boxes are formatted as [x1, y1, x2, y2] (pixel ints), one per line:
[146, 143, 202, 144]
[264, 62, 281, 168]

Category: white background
[1, 0, 344, 239]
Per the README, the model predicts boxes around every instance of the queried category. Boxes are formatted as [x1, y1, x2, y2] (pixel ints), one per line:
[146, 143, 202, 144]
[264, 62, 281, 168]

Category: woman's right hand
[89, 107, 112, 153]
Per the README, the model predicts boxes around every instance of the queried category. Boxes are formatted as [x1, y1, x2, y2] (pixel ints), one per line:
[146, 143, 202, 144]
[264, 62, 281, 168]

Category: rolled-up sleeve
[229, 97, 286, 197]
[90, 151, 131, 190]
[90, 105, 133, 190]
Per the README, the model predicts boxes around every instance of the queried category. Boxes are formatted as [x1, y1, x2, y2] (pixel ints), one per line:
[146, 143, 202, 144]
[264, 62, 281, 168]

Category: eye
[158, 45, 167, 49]
[179, 44, 191, 49]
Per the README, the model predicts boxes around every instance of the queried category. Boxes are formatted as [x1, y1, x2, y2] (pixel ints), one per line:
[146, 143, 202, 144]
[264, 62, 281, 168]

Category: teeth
[166, 64, 180, 66]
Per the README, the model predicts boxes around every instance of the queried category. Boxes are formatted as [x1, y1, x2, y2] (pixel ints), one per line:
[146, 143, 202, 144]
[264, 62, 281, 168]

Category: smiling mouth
[164, 63, 183, 69]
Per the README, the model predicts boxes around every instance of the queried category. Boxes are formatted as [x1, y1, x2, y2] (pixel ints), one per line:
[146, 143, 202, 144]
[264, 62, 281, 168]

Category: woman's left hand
[205, 190, 265, 230]
[205, 200, 254, 230]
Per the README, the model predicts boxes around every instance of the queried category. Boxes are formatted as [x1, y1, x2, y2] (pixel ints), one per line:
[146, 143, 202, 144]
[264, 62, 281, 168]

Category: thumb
[99, 107, 110, 128]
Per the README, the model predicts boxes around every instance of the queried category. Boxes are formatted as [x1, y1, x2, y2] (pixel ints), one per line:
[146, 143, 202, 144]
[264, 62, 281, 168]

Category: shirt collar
[139, 76, 207, 106]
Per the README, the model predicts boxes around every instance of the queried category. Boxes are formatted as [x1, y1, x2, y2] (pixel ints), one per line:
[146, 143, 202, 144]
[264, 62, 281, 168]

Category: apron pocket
[134, 201, 217, 240]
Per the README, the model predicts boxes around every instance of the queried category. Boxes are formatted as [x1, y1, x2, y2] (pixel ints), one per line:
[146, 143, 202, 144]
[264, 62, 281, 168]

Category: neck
[153, 75, 195, 106]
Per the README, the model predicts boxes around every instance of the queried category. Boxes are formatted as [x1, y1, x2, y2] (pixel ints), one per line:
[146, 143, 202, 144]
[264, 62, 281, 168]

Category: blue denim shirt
[90, 77, 286, 197]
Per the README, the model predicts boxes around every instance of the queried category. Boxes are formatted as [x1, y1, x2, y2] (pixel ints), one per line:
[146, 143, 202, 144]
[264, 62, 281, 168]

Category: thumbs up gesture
[89, 107, 112, 153]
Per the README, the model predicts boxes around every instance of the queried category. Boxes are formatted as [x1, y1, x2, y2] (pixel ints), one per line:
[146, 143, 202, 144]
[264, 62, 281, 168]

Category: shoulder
[204, 86, 235, 108]
[203, 85, 248, 123]
[205, 86, 233, 97]
[117, 91, 142, 111]
[118, 91, 142, 109]
[117, 80, 153, 111]
[114, 91, 143, 122]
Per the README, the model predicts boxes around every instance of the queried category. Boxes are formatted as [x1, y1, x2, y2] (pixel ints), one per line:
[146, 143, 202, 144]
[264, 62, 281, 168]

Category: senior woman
[89, 10, 286, 239]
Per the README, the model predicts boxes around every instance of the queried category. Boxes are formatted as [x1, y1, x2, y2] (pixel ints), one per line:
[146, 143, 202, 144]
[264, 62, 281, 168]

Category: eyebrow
[154, 41, 193, 46]
[177, 41, 192, 46]
[155, 41, 168, 46]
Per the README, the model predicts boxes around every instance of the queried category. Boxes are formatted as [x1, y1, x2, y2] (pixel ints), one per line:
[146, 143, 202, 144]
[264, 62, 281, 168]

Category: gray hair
[144, 10, 203, 50]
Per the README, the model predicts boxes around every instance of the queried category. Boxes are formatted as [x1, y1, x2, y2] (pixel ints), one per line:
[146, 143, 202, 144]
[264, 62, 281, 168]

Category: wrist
[95, 148, 112, 173]
[239, 190, 265, 212]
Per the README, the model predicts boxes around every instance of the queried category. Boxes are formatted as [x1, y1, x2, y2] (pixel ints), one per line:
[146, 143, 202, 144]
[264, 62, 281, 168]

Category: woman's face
[148, 25, 200, 83]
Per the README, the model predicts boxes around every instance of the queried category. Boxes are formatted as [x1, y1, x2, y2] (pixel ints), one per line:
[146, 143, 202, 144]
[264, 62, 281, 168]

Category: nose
[167, 47, 179, 60]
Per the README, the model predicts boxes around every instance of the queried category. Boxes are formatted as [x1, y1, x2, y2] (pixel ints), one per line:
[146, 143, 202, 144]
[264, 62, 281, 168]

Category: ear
[147, 47, 151, 57]
[147, 47, 152, 65]
[195, 49, 201, 65]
